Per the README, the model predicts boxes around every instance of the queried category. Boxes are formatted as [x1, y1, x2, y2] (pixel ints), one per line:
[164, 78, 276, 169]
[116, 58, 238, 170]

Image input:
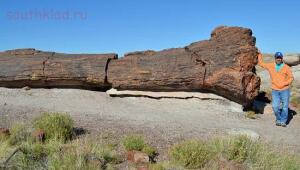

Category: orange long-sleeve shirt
[257, 54, 294, 90]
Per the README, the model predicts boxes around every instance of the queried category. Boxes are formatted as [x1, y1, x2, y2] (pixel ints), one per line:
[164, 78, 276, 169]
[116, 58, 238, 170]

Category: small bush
[122, 135, 145, 151]
[122, 134, 157, 160]
[226, 136, 252, 162]
[2, 141, 50, 169]
[142, 145, 156, 158]
[245, 110, 258, 119]
[208, 136, 260, 164]
[33, 112, 74, 142]
[91, 144, 122, 164]
[8, 124, 31, 145]
[169, 140, 212, 169]
[48, 137, 120, 170]
[149, 163, 166, 170]
[0, 140, 15, 160]
[9, 153, 46, 170]
[246, 144, 300, 169]
[20, 142, 49, 160]
[49, 151, 97, 170]
[207, 136, 300, 169]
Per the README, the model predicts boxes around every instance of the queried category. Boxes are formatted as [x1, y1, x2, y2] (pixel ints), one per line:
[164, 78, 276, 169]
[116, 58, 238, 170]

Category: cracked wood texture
[107, 26, 260, 106]
[0, 48, 117, 90]
[0, 26, 260, 106]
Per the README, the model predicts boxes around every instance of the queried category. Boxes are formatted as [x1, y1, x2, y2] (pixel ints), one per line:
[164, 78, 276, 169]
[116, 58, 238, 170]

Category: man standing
[257, 51, 294, 127]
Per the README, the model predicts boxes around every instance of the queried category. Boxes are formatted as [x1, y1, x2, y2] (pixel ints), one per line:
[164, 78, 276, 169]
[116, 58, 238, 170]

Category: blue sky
[0, 0, 299, 56]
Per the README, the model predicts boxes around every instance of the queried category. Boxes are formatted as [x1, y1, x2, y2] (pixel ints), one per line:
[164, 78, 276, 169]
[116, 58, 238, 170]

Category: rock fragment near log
[0, 26, 260, 106]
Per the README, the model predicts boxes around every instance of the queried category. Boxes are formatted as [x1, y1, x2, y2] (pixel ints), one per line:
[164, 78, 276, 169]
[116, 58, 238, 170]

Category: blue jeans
[272, 89, 290, 124]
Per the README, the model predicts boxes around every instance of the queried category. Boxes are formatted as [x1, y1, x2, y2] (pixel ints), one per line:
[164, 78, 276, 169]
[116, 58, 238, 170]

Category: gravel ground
[0, 87, 300, 158]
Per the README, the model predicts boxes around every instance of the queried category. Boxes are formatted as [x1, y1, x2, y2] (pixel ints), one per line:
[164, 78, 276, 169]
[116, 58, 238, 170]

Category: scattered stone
[89, 159, 102, 169]
[127, 150, 150, 164]
[263, 104, 274, 115]
[85, 155, 104, 169]
[32, 129, 45, 142]
[5, 48, 38, 55]
[284, 54, 300, 66]
[291, 65, 300, 83]
[245, 110, 258, 119]
[22, 86, 31, 91]
[137, 165, 149, 170]
[227, 128, 260, 141]
[0, 128, 10, 136]
[289, 103, 298, 111]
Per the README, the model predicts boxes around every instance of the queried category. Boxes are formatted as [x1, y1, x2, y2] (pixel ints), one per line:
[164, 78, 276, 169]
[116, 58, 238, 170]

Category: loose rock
[284, 54, 300, 66]
[127, 150, 150, 164]
[0, 128, 10, 137]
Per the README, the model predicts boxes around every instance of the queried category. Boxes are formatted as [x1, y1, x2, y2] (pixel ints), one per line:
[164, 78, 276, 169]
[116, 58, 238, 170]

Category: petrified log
[0, 26, 260, 106]
[107, 26, 260, 106]
[0, 48, 117, 90]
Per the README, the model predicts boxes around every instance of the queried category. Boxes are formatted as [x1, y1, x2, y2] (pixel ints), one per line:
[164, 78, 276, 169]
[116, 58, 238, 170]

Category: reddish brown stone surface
[0, 26, 260, 106]
[0, 128, 10, 136]
[127, 150, 150, 164]
[0, 48, 117, 90]
[108, 26, 260, 106]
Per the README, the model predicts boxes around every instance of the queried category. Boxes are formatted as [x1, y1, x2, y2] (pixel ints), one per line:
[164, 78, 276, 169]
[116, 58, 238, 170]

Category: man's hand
[257, 49, 262, 58]
[257, 53, 263, 58]
[257, 49, 269, 69]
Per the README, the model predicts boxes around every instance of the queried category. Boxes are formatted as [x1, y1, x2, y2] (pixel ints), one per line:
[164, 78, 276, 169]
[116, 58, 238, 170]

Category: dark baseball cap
[274, 52, 283, 58]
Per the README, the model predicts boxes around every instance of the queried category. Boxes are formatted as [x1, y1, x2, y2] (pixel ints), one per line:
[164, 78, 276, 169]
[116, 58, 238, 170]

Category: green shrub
[9, 153, 46, 170]
[91, 144, 122, 165]
[48, 151, 97, 170]
[33, 112, 74, 142]
[142, 145, 156, 158]
[207, 136, 259, 164]
[225, 136, 252, 162]
[169, 140, 212, 169]
[246, 144, 300, 169]
[0, 140, 14, 160]
[20, 142, 49, 160]
[8, 124, 31, 145]
[245, 110, 258, 119]
[207, 136, 300, 169]
[149, 163, 166, 170]
[48, 137, 120, 170]
[122, 135, 145, 151]
[122, 134, 157, 160]
[2, 141, 50, 170]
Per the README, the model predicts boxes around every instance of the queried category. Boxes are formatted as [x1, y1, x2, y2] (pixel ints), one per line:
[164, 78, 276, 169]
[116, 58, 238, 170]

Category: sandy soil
[0, 87, 299, 158]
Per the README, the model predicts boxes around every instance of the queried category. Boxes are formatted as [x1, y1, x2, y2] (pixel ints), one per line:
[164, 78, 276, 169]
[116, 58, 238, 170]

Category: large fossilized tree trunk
[0, 49, 117, 90]
[0, 26, 260, 106]
[108, 27, 260, 105]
